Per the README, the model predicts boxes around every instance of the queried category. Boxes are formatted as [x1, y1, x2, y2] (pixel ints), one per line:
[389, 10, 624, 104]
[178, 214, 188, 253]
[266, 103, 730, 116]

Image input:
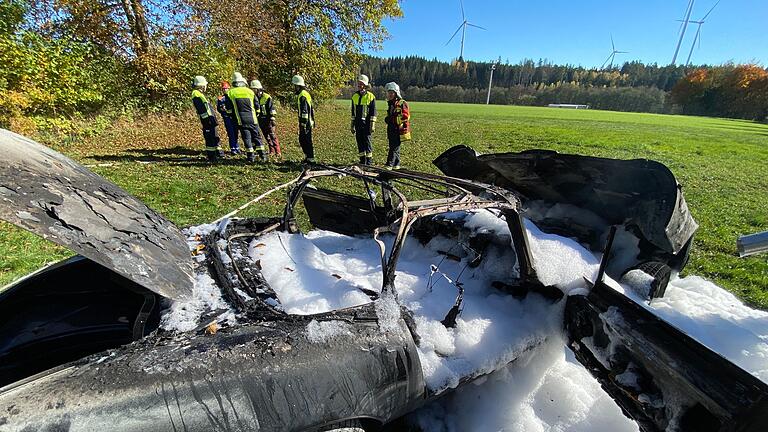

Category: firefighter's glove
[369, 122, 375, 134]
[270, 118, 276, 129]
[350, 120, 355, 134]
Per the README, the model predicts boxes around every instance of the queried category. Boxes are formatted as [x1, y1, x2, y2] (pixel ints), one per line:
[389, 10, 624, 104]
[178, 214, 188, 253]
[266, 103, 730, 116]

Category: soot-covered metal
[0, 132, 764, 432]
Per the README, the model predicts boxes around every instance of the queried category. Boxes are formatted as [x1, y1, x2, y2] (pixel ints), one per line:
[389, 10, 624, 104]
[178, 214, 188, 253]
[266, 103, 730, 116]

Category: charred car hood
[434, 145, 698, 255]
[0, 129, 193, 300]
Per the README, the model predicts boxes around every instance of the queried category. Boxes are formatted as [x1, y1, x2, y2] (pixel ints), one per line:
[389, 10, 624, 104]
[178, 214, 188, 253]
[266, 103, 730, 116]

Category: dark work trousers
[386, 131, 401, 168]
[239, 124, 266, 162]
[222, 116, 239, 153]
[202, 125, 221, 162]
[354, 127, 373, 165]
[299, 127, 314, 161]
[258, 117, 281, 156]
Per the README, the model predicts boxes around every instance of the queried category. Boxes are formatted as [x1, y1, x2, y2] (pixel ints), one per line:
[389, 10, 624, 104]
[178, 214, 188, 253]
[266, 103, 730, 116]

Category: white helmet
[232, 72, 247, 86]
[291, 74, 305, 87]
[192, 75, 208, 88]
[250, 79, 263, 90]
[385, 81, 401, 98]
[357, 74, 370, 86]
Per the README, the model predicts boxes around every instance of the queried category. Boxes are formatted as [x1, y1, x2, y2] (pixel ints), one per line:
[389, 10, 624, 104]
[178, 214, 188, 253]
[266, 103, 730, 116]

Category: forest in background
[349, 56, 768, 120]
[1, 0, 766, 141]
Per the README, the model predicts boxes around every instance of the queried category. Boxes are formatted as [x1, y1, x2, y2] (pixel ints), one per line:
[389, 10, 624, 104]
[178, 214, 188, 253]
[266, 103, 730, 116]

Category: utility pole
[486, 63, 496, 105]
[672, 0, 696, 65]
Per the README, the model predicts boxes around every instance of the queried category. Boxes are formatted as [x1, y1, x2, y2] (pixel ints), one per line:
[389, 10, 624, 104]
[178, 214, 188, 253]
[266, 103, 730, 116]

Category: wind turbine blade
[460, 0, 465, 21]
[467, 23, 487, 30]
[702, 0, 721, 21]
[611, 34, 615, 51]
[616, 50, 629, 54]
[445, 23, 464, 45]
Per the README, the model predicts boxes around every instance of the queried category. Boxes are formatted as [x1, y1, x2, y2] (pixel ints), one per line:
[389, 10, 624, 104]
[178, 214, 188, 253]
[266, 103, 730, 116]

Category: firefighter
[251, 80, 282, 159]
[216, 81, 239, 155]
[227, 73, 266, 162]
[350, 74, 377, 165]
[383, 82, 411, 170]
[191, 75, 223, 162]
[292, 74, 315, 163]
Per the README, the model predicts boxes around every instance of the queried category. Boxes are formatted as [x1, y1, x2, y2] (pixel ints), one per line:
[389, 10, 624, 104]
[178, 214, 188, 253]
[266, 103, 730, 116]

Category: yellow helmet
[250, 79, 263, 90]
[357, 74, 370, 86]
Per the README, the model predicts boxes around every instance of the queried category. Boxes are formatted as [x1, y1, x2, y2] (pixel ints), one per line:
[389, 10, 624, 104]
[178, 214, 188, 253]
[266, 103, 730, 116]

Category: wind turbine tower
[683, 0, 721, 65]
[601, 36, 628, 70]
[672, 0, 696, 65]
[446, 0, 486, 62]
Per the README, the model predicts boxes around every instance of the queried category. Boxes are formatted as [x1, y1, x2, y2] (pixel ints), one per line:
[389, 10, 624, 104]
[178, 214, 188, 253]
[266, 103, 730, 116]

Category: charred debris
[0, 129, 766, 432]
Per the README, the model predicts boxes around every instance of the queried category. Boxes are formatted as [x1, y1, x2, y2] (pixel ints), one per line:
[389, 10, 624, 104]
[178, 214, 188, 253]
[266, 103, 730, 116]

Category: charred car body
[0, 130, 765, 432]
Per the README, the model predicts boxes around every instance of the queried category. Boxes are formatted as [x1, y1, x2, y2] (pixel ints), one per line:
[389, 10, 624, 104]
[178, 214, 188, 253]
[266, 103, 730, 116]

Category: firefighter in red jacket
[383, 82, 411, 169]
[350, 74, 377, 165]
[191, 75, 223, 162]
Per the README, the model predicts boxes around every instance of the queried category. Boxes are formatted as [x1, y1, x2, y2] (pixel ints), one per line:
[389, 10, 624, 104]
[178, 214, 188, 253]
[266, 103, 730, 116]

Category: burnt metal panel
[565, 282, 768, 432]
[0, 129, 193, 300]
[0, 314, 423, 431]
[433, 145, 698, 256]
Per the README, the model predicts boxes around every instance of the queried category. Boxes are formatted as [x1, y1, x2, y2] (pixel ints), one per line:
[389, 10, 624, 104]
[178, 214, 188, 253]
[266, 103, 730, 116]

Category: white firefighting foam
[168, 210, 768, 431]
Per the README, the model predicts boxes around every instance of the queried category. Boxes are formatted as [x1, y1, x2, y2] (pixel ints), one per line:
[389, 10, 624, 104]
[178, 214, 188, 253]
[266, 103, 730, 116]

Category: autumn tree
[671, 64, 768, 121]
[189, 0, 402, 100]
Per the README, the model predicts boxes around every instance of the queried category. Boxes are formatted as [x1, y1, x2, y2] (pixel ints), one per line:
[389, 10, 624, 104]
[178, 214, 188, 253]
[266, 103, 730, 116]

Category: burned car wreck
[0, 130, 766, 432]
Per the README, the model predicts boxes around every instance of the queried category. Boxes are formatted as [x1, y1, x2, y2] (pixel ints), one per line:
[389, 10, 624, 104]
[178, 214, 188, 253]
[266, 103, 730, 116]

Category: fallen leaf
[205, 322, 219, 335]
[254, 243, 266, 248]
[285, 267, 294, 272]
[191, 244, 206, 256]
[331, 273, 342, 279]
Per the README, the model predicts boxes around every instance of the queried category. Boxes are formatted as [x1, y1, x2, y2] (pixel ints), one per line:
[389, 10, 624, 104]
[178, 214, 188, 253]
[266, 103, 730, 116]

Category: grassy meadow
[1, 101, 767, 308]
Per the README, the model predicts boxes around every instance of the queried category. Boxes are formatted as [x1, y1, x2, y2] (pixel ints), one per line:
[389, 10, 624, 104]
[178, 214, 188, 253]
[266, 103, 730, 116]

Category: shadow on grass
[87, 148, 311, 173]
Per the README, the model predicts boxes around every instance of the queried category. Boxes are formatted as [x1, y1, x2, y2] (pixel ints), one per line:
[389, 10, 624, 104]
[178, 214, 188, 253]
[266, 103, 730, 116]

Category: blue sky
[365, 0, 767, 67]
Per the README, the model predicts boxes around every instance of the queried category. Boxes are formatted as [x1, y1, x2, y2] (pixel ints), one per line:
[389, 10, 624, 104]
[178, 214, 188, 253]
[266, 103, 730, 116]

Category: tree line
[352, 56, 768, 121]
[359, 56, 692, 92]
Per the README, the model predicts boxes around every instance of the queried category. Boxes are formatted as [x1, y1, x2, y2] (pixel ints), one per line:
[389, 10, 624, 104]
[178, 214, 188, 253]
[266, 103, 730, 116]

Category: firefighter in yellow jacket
[228, 73, 266, 162]
[292, 75, 315, 163]
[190, 75, 223, 162]
[350, 74, 376, 165]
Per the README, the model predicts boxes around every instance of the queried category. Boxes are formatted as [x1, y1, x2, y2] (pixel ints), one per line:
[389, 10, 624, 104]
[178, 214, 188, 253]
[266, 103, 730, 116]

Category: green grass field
[2, 101, 767, 308]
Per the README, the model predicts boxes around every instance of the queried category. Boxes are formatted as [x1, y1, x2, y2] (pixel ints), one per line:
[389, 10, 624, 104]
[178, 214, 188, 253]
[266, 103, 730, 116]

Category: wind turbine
[682, 0, 721, 65]
[445, 0, 486, 62]
[672, 0, 696, 65]
[601, 35, 628, 70]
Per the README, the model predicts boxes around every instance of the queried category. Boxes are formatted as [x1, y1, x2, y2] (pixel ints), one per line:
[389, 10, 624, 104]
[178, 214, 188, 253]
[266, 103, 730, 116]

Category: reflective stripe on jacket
[385, 98, 411, 140]
[191, 89, 216, 125]
[351, 91, 377, 124]
[227, 86, 258, 126]
[258, 92, 277, 120]
[216, 94, 234, 118]
[297, 89, 314, 128]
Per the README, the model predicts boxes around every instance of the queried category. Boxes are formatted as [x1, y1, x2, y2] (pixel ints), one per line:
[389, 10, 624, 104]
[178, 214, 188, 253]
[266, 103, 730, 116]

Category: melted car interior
[0, 257, 160, 388]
